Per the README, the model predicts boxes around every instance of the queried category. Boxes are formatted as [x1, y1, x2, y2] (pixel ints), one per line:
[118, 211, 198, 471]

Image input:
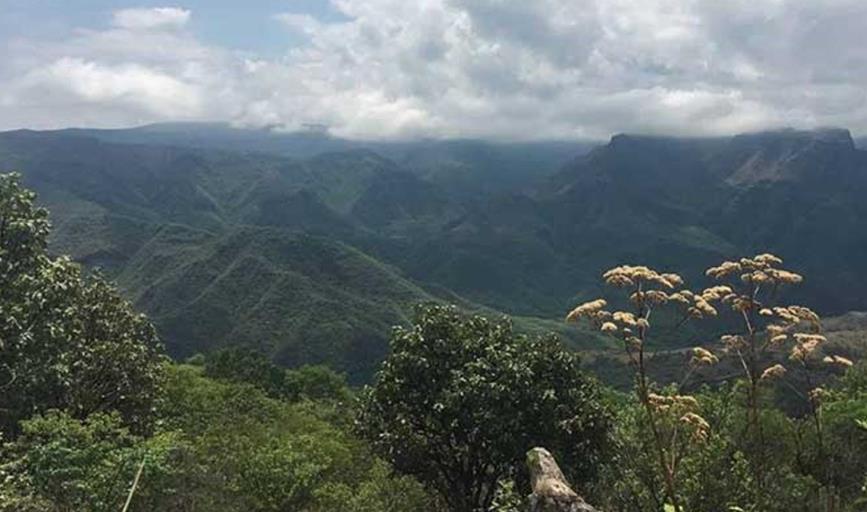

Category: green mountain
[0, 128, 594, 380]
[401, 128, 867, 318]
[116, 226, 433, 376]
[2, 125, 866, 380]
[55, 123, 594, 193]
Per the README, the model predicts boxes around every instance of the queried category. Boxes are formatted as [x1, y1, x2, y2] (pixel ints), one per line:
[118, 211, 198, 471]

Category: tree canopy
[357, 303, 611, 512]
[0, 173, 165, 436]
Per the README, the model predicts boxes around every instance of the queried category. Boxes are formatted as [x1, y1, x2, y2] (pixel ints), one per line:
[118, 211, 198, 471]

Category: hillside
[57, 123, 596, 199]
[3, 125, 867, 380]
[0, 128, 595, 380]
[116, 226, 435, 379]
[407, 128, 867, 318]
[0, 131, 427, 379]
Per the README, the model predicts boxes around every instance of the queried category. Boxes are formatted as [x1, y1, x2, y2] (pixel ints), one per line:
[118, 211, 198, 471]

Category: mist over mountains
[2, 123, 866, 380]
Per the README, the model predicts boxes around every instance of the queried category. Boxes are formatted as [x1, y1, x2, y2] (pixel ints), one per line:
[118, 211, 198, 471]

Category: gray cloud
[1, 1, 866, 140]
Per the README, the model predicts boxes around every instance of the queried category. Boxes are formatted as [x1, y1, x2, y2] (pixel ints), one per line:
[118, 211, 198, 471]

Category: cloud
[112, 7, 191, 31]
[1, 1, 867, 139]
[273, 13, 324, 36]
[40, 58, 201, 115]
[0, 57, 204, 129]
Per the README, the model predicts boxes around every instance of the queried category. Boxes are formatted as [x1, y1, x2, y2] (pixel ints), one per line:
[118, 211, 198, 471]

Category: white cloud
[112, 7, 190, 31]
[273, 13, 324, 36]
[42, 58, 201, 115]
[2, 1, 867, 139]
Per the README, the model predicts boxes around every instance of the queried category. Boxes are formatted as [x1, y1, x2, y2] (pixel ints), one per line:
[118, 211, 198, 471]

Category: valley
[2, 124, 866, 382]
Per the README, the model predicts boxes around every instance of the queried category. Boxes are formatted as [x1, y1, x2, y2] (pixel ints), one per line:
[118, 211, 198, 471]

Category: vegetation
[0, 173, 435, 511]
[0, 173, 163, 437]
[4, 127, 867, 384]
[203, 346, 352, 402]
[566, 266, 713, 511]
[569, 256, 867, 511]
[1, 171, 866, 511]
[0, 364, 437, 512]
[357, 304, 610, 511]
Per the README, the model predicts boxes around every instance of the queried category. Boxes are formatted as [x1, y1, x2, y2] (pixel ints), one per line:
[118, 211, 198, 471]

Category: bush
[358, 303, 611, 511]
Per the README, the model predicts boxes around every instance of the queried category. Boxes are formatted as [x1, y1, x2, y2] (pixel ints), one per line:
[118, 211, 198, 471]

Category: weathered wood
[526, 447, 599, 512]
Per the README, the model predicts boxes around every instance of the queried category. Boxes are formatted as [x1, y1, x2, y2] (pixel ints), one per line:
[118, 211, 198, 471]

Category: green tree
[204, 347, 351, 403]
[312, 461, 441, 512]
[0, 411, 195, 512]
[285, 364, 351, 402]
[0, 172, 164, 436]
[204, 346, 286, 397]
[158, 364, 433, 512]
[357, 304, 611, 512]
[818, 362, 867, 504]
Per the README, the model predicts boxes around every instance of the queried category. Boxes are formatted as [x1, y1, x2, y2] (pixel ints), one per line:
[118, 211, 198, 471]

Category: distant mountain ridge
[393, 127, 867, 315]
[2, 124, 866, 380]
[52, 122, 597, 199]
[0, 126, 596, 380]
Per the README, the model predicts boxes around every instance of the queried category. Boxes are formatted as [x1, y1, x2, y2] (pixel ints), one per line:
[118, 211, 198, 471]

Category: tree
[204, 347, 351, 402]
[284, 365, 351, 402]
[357, 304, 611, 512]
[0, 172, 164, 436]
[157, 364, 434, 512]
[0, 411, 194, 512]
[204, 346, 286, 397]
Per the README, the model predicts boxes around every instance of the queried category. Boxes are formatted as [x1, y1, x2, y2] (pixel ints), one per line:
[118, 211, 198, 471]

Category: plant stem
[121, 456, 146, 512]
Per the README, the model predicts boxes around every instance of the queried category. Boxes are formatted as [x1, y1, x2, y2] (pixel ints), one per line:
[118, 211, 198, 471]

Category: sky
[1, 0, 866, 140]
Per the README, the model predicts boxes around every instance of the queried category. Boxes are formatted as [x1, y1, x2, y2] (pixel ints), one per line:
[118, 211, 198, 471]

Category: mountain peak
[552, 126, 864, 195]
[607, 127, 854, 149]
[731, 127, 854, 150]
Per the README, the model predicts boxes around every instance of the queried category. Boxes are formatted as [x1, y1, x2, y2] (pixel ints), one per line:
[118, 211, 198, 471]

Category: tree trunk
[525, 447, 600, 512]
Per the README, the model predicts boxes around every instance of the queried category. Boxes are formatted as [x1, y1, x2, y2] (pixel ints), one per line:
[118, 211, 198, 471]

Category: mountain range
[2, 123, 866, 381]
